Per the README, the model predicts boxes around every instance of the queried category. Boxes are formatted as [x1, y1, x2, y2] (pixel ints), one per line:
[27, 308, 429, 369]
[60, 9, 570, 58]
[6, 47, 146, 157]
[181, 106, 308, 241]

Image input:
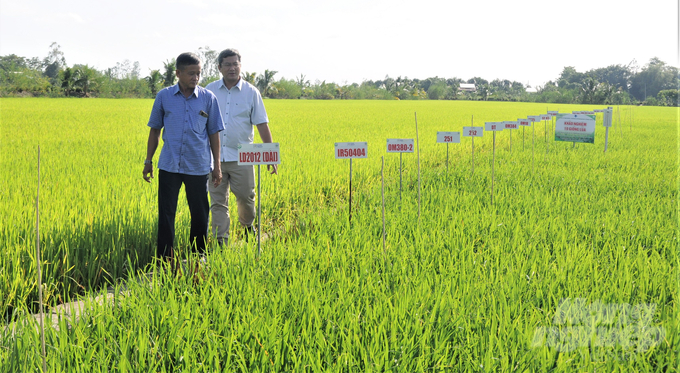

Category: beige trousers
[209, 161, 256, 243]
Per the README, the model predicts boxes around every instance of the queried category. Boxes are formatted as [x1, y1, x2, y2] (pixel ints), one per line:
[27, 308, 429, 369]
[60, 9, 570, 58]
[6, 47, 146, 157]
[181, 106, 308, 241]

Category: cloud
[67, 13, 85, 23]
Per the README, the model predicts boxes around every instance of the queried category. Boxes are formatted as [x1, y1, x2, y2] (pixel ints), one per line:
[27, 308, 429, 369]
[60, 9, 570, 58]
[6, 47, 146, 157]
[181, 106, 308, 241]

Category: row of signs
[237, 108, 615, 163]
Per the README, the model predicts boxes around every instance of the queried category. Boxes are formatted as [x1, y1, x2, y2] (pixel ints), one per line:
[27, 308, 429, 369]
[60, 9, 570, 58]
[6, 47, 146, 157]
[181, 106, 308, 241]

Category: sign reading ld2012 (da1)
[238, 143, 281, 165]
[436, 131, 461, 143]
[335, 142, 368, 159]
[555, 114, 596, 143]
[386, 139, 414, 152]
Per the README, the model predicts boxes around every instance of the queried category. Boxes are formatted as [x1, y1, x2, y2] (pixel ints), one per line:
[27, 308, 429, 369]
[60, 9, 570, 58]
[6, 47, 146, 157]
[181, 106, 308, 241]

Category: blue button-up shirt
[148, 84, 224, 175]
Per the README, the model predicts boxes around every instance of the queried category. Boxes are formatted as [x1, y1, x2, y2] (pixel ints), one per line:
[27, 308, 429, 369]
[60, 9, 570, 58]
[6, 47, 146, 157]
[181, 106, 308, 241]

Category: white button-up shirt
[205, 78, 269, 162]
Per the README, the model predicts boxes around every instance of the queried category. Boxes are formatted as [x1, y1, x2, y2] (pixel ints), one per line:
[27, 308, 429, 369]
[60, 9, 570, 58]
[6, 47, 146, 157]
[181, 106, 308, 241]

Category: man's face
[176, 64, 202, 90]
[218, 56, 241, 85]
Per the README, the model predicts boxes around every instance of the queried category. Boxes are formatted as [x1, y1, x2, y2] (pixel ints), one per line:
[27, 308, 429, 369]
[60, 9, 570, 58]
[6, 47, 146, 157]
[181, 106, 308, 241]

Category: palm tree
[162, 59, 176, 87]
[580, 77, 598, 104]
[145, 70, 164, 96]
[241, 71, 257, 84]
[256, 69, 277, 97]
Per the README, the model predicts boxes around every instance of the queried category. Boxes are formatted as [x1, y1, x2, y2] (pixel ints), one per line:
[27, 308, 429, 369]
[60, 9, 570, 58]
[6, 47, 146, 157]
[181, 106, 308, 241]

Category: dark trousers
[157, 170, 210, 259]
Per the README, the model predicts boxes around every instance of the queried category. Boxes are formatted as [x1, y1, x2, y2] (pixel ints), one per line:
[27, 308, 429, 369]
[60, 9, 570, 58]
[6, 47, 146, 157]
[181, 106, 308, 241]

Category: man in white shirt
[206, 48, 277, 245]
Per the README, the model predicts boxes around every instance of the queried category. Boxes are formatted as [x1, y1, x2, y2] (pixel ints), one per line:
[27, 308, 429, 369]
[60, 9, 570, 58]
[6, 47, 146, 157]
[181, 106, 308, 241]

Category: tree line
[1, 43, 677, 106]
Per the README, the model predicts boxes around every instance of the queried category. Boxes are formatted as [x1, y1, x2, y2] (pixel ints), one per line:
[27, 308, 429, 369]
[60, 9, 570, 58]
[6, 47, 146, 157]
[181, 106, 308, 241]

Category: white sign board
[528, 116, 541, 122]
[555, 114, 596, 143]
[335, 142, 367, 159]
[436, 131, 461, 143]
[386, 138, 415, 153]
[603, 109, 613, 127]
[541, 114, 551, 121]
[463, 126, 483, 137]
[485, 122, 503, 131]
[504, 121, 518, 130]
[238, 143, 281, 165]
[594, 109, 604, 113]
[548, 111, 559, 117]
[518, 118, 531, 127]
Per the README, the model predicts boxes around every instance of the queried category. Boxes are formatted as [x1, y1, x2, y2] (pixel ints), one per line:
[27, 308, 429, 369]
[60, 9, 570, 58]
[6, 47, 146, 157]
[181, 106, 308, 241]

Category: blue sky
[1, 0, 676, 87]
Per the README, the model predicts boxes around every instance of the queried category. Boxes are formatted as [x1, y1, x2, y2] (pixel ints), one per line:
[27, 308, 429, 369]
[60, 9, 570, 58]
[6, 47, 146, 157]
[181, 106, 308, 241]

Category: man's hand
[143, 164, 154, 182]
[212, 166, 222, 187]
[267, 164, 278, 175]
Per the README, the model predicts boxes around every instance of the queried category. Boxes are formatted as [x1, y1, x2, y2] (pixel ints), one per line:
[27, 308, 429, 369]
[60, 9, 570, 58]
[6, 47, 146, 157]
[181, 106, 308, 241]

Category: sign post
[463, 125, 483, 176]
[603, 108, 613, 152]
[335, 142, 367, 225]
[541, 114, 551, 151]
[548, 111, 558, 153]
[414, 112, 421, 222]
[485, 122, 503, 205]
[386, 138, 414, 209]
[436, 131, 460, 171]
[381, 156, 386, 254]
[504, 121, 518, 151]
[528, 116, 541, 174]
[518, 118, 531, 151]
[238, 143, 281, 257]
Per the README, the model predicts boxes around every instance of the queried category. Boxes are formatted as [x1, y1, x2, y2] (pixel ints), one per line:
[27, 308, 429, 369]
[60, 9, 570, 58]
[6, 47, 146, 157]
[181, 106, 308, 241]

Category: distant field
[1, 98, 677, 371]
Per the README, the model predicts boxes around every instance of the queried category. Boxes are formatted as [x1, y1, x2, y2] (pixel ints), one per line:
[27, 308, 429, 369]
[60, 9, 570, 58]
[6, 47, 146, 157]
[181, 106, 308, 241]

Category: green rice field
[0, 98, 677, 371]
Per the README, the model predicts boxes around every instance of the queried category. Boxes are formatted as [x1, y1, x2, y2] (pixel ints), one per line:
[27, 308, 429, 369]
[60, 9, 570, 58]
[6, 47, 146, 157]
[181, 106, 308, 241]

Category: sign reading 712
[463, 126, 483, 137]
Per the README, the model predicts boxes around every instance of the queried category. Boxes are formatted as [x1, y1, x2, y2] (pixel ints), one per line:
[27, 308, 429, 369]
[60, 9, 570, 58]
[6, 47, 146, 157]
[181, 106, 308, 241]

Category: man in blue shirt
[143, 52, 224, 260]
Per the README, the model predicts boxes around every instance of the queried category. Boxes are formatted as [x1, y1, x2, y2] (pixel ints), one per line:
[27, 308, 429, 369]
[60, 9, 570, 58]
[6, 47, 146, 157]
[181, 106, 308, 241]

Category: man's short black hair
[176, 52, 202, 70]
[217, 49, 241, 66]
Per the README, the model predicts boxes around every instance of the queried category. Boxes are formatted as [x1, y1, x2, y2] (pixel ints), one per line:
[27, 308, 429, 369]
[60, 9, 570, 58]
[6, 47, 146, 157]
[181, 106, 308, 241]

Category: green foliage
[0, 47, 677, 106]
[256, 70, 278, 97]
[145, 70, 164, 97]
[630, 57, 679, 101]
[162, 59, 176, 88]
[656, 89, 678, 106]
[271, 78, 301, 99]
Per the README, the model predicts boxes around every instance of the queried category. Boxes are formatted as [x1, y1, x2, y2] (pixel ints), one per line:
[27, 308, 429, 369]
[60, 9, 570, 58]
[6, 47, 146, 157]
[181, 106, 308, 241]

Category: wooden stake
[491, 132, 496, 205]
[471, 115, 475, 176]
[399, 152, 402, 210]
[414, 112, 421, 222]
[532, 123, 535, 174]
[36, 146, 46, 372]
[257, 164, 261, 257]
[348, 158, 353, 225]
[381, 156, 386, 254]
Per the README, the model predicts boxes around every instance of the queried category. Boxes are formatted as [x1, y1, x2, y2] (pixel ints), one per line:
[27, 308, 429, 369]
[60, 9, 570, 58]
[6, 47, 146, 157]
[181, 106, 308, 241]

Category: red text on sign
[387, 143, 413, 151]
[337, 148, 366, 158]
